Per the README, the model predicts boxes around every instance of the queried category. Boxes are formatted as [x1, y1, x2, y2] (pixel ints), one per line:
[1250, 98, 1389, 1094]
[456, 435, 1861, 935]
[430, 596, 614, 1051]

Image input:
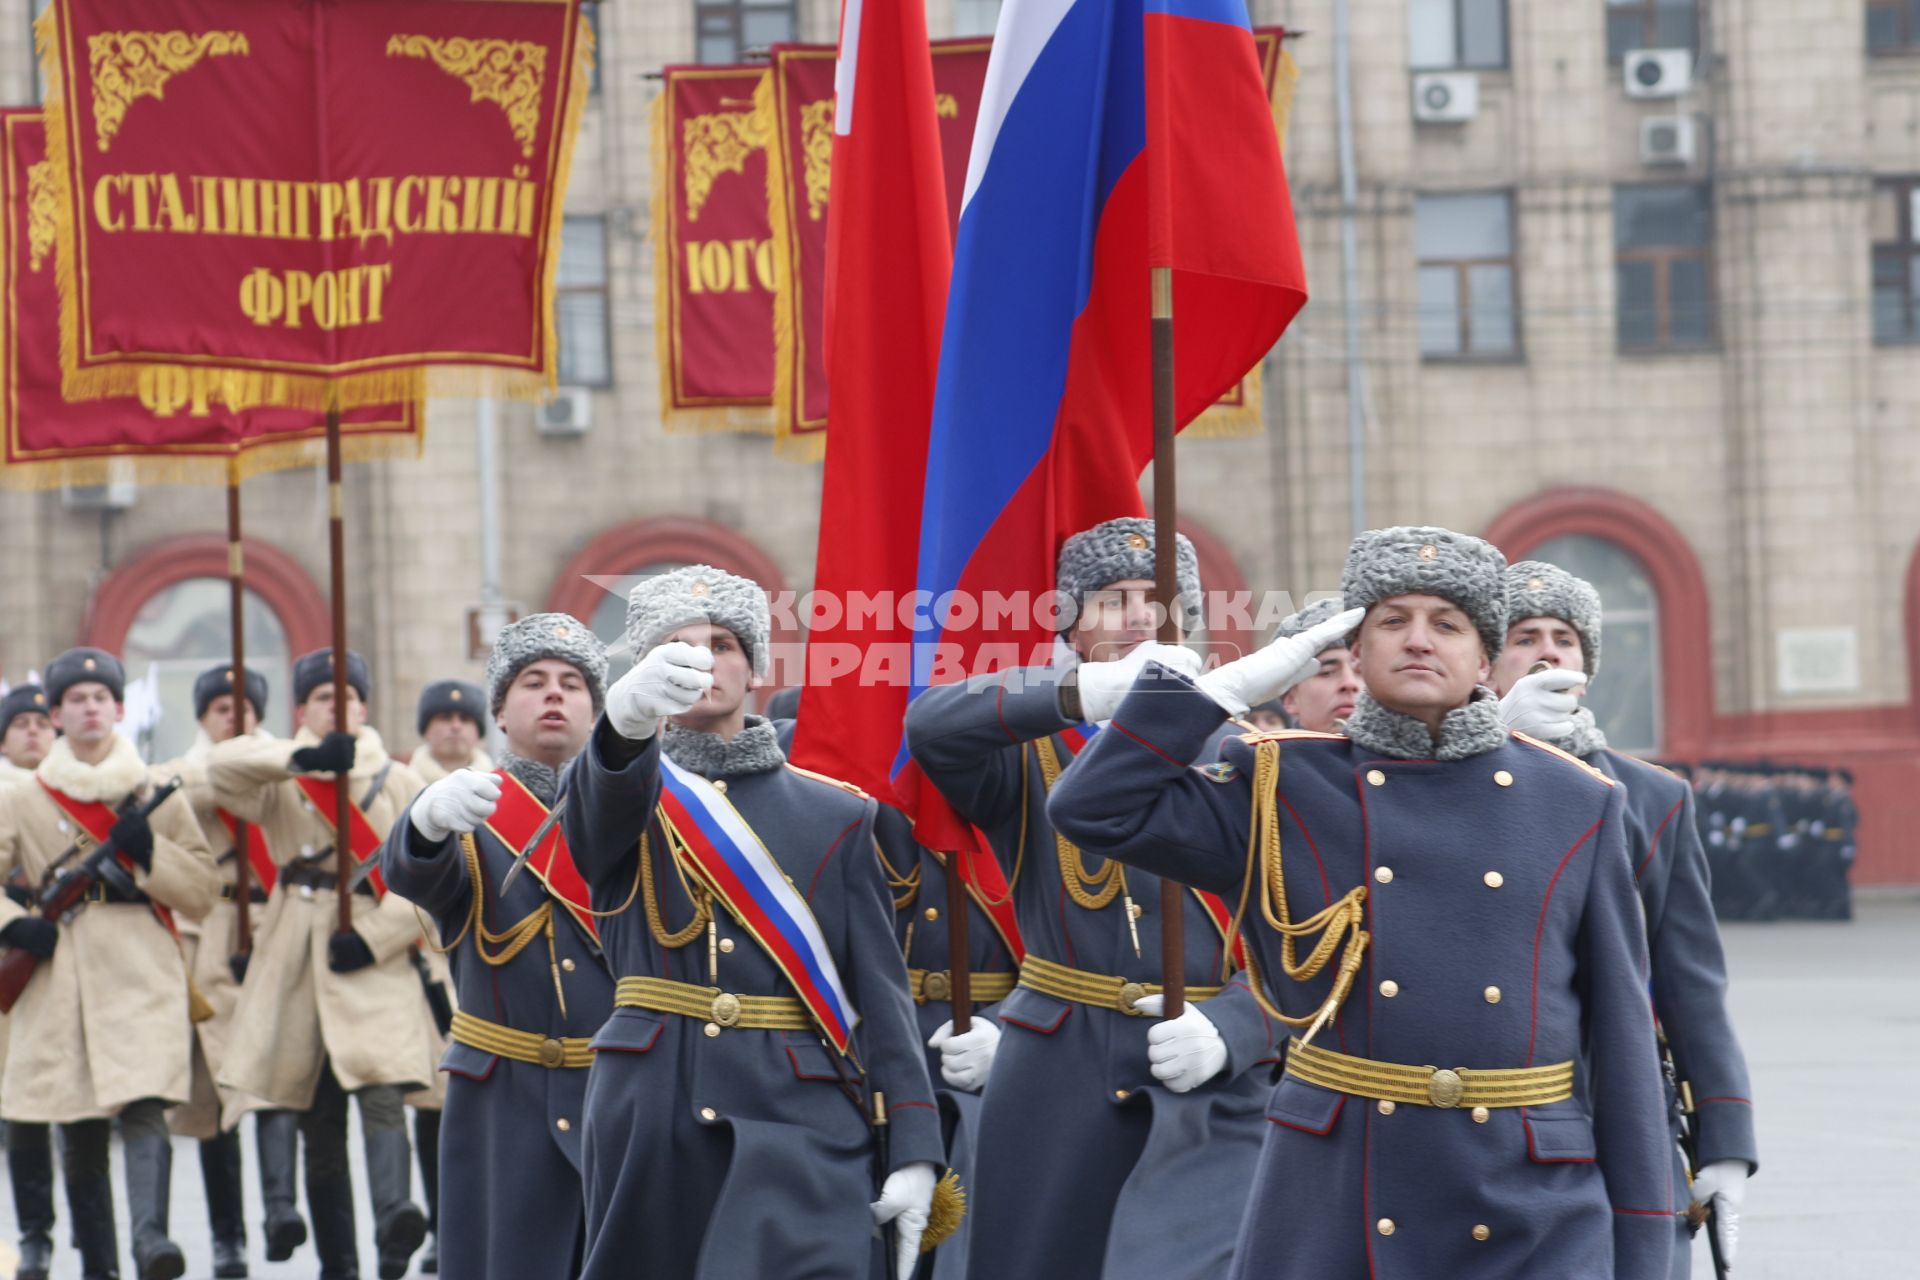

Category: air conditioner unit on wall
[61, 481, 136, 512]
[1640, 115, 1698, 167]
[1411, 72, 1479, 124]
[536, 387, 593, 437]
[1624, 49, 1693, 99]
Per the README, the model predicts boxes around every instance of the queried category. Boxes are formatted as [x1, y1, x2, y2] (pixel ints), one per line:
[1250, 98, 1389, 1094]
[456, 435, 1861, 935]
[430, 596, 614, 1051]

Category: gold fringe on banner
[1187, 362, 1265, 439]
[759, 69, 824, 464]
[0, 425, 426, 492]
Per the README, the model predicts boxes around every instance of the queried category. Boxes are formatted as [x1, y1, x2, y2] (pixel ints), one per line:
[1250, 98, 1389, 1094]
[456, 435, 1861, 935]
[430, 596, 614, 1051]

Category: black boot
[413, 1109, 439, 1274]
[59, 1120, 119, 1280]
[364, 1126, 427, 1280]
[307, 1167, 360, 1280]
[9, 1121, 56, 1280]
[200, 1129, 248, 1278]
[255, 1109, 308, 1262]
[121, 1102, 186, 1280]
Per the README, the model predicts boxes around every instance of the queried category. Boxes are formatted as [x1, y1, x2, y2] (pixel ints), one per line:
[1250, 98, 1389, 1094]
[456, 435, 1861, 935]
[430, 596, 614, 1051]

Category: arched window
[1528, 534, 1661, 753]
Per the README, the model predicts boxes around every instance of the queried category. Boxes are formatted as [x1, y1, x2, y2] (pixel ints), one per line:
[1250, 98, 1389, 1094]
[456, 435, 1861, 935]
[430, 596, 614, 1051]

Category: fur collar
[1344, 687, 1509, 762]
[663, 716, 785, 780]
[1555, 706, 1610, 761]
[292, 725, 392, 778]
[408, 743, 494, 785]
[0, 758, 34, 785]
[35, 733, 149, 803]
[497, 751, 562, 808]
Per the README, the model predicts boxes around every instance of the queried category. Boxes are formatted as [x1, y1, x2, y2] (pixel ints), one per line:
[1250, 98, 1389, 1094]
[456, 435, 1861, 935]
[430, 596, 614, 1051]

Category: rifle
[0, 778, 183, 1014]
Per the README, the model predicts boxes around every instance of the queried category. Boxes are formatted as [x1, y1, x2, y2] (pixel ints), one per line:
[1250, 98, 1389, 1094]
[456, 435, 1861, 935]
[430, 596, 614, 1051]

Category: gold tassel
[919, 1170, 967, 1253]
[188, 980, 215, 1024]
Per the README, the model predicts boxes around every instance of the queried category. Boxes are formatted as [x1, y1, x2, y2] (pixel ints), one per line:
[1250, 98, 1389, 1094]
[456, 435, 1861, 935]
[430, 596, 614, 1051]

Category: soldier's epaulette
[784, 762, 871, 799]
[1234, 727, 1347, 746]
[1511, 733, 1616, 787]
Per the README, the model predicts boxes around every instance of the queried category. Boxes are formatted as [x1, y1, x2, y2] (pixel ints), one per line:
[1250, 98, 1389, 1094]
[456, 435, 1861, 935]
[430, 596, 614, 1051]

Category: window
[557, 216, 612, 387]
[1606, 0, 1698, 61]
[1529, 536, 1661, 753]
[1868, 1, 1920, 53]
[121, 580, 293, 762]
[29, 0, 51, 103]
[1409, 0, 1508, 70]
[584, 5, 601, 94]
[1873, 179, 1920, 342]
[1416, 192, 1518, 358]
[695, 1, 797, 64]
[953, 0, 1003, 37]
[1614, 183, 1715, 352]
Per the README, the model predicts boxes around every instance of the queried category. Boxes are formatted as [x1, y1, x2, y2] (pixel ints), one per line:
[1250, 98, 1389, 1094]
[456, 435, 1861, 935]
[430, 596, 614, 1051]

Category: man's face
[1245, 707, 1287, 733]
[50, 683, 121, 748]
[1351, 595, 1489, 721]
[497, 659, 593, 764]
[2, 712, 54, 769]
[1071, 578, 1182, 663]
[1489, 617, 1585, 696]
[300, 684, 366, 738]
[1281, 646, 1363, 734]
[424, 712, 481, 766]
[664, 623, 755, 729]
[198, 693, 258, 743]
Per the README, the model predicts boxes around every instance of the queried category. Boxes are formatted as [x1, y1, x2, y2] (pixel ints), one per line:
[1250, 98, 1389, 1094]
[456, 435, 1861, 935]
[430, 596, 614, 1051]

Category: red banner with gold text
[1, 110, 418, 488]
[36, 0, 592, 411]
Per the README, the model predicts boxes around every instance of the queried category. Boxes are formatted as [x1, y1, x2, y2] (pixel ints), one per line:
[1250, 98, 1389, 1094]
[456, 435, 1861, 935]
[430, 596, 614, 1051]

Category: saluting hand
[410, 770, 502, 844]
[1072, 642, 1203, 723]
[1198, 608, 1366, 716]
[605, 642, 715, 742]
[1497, 668, 1587, 740]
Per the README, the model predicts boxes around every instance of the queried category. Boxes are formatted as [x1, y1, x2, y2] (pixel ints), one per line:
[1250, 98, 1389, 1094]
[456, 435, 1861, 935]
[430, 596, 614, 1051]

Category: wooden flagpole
[226, 463, 254, 956]
[1150, 265, 1185, 1020]
[945, 853, 972, 1035]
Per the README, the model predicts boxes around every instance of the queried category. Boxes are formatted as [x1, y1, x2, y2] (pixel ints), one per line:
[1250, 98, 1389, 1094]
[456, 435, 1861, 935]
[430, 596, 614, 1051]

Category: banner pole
[1151, 265, 1185, 1020]
[945, 854, 972, 1036]
[227, 463, 253, 957]
[326, 406, 355, 937]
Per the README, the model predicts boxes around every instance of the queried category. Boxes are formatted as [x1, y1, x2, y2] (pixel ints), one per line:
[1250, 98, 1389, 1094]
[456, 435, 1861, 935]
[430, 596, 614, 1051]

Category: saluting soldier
[0, 648, 222, 1280]
[378, 613, 613, 1280]
[564, 567, 944, 1280]
[409, 679, 493, 785]
[1492, 561, 1756, 1275]
[1269, 597, 1362, 733]
[0, 684, 53, 784]
[0, 680, 56, 1280]
[208, 649, 435, 1280]
[904, 518, 1280, 1280]
[1048, 528, 1674, 1280]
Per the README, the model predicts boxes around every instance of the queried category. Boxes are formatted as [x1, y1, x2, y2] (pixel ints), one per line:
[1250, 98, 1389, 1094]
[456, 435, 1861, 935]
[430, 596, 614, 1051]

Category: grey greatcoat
[1046, 673, 1675, 1280]
[905, 669, 1275, 1280]
[378, 767, 614, 1280]
[565, 721, 943, 1280]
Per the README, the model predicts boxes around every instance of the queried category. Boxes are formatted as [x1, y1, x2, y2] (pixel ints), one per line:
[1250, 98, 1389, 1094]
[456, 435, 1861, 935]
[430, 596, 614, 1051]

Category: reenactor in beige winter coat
[0, 681, 56, 1280]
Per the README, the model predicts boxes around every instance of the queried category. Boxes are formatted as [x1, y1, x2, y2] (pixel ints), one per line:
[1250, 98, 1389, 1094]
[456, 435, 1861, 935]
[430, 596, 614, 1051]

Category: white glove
[1497, 668, 1587, 739]
[1133, 994, 1229, 1093]
[1689, 1160, 1749, 1265]
[409, 770, 502, 843]
[870, 1160, 938, 1279]
[605, 642, 715, 741]
[1073, 642, 1204, 723]
[926, 1018, 1001, 1093]
[1196, 607, 1366, 716]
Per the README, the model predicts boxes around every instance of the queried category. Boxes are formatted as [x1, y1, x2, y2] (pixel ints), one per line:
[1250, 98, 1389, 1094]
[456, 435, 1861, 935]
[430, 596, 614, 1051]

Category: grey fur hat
[625, 566, 771, 677]
[486, 613, 609, 717]
[1338, 527, 1510, 660]
[1504, 561, 1603, 678]
[1275, 595, 1354, 650]
[1055, 517, 1203, 636]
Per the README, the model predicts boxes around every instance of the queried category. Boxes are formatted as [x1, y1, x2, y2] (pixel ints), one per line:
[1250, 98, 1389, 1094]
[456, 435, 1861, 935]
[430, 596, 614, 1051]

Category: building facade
[0, 0, 1915, 882]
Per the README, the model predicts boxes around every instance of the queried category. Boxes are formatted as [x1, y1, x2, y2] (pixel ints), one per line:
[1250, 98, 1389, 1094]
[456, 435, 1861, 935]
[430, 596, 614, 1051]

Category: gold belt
[449, 1010, 594, 1070]
[1283, 1037, 1574, 1109]
[1019, 955, 1224, 1017]
[614, 975, 813, 1031]
[909, 969, 1017, 1006]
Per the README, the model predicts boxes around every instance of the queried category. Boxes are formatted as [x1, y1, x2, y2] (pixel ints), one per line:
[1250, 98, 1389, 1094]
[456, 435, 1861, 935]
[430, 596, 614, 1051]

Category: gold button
[1377, 1099, 1395, 1115]
[1471, 1106, 1490, 1123]
[1366, 769, 1386, 787]
[719, 938, 735, 954]
[699, 1106, 717, 1122]
[1114, 1089, 1130, 1101]
[1484, 986, 1501, 1004]
[924, 907, 939, 922]
[561, 958, 577, 972]
[1494, 771, 1513, 787]
[1377, 1218, 1396, 1236]
[1374, 866, 1393, 884]
[712, 779, 728, 794]
[1379, 980, 1399, 998]
[1472, 1225, 1491, 1242]
[555, 1117, 571, 1132]
[703, 1022, 721, 1037]
[1483, 871, 1503, 889]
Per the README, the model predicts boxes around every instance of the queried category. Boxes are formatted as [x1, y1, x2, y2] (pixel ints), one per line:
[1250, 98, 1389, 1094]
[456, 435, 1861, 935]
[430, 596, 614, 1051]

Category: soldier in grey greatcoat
[564, 567, 944, 1280]
[1493, 560, 1756, 1275]
[379, 613, 612, 1280]
[904, 518, 1279, 1280]
[1048, 527, 1675, 1280]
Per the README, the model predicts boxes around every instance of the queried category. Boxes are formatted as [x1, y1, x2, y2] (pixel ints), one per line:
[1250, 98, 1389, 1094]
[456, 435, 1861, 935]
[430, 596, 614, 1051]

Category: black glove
[3, 881, 32, 908]
[109, 808, 155, 870]
[327, 929, 375, 974]
[228, 949, 251, 985]
[1, 917, 58, 960]
[291, 731, 357, 776]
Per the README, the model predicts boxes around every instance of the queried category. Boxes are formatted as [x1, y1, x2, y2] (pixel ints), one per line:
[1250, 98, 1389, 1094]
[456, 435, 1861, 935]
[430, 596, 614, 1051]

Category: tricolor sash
[483, 771, 596, 944]
[939, 834, 1027, 965]
[292, 775, 388, 897]
[37, 780, 176, 936]
[1053, 725, 1251, 973]
[216, 810, 277, 894]
[656, 757, 858, 1054]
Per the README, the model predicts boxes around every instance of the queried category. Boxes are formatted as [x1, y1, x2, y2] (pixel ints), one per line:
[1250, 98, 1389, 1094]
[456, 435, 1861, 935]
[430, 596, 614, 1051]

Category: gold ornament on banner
[386, 35, 549, 159]
[87, 31, 250, 153]
[799, 99, 834, 222]
[935, 93, 958, 118]
[681, 105, 768, 222]
[25, 160, 55, 273]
